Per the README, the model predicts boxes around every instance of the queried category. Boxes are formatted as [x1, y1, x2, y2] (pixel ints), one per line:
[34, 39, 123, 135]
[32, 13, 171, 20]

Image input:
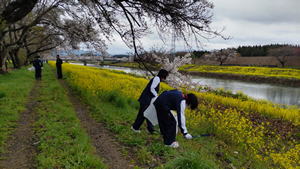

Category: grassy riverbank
[1, 63, 299, 168]
[51, 61, 300, 168]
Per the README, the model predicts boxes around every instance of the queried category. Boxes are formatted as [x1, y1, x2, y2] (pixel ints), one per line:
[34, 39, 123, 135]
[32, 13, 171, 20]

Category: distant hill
[59, 50, 130, 57]
[59, 50, 104, 56]
[112, 54, 129, 58]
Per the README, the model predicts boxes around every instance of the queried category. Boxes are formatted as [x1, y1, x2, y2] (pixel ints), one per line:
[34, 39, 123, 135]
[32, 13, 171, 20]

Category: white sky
[106, 0, 300, 54]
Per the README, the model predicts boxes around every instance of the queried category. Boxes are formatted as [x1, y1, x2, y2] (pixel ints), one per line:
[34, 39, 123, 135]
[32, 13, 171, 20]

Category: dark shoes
[147, 130, 158, 135]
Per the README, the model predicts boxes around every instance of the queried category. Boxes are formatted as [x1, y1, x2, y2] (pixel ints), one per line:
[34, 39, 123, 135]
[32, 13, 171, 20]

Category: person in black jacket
[153, 90, 198, 148]
[131, 69, 169, 134]
[56, 55, 63, 79]
[33, 55, 43, 80]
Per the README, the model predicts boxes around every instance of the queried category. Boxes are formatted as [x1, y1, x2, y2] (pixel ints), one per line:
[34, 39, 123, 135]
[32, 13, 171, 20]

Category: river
[70, 63, 300, 107]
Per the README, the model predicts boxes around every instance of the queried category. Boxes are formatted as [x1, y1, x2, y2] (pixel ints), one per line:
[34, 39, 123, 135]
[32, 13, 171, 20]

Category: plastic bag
[144, 97, 178, 133]
[28, 66, 35, 72]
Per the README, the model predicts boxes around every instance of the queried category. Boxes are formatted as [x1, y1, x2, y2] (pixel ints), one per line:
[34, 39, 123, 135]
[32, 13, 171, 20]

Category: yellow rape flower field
[49, 61, 300, 168]
[179, 65, 300, 80]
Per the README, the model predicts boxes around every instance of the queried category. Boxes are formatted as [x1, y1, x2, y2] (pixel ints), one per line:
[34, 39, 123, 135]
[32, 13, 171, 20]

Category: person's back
[33, 58, 42, 69]
[153, 90, 184, 111]
[33, 56, 43, 80]
[56, 55, 63, 79]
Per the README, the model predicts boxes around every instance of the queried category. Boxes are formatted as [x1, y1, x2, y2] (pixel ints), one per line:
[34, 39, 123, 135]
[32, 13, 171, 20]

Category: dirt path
[52, 68, 135, 169]
[1, 67, 137, 169]
[0, 81, 40, 169]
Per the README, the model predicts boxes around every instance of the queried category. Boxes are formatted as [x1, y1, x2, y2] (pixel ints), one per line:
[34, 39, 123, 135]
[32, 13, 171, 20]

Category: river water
[71, 63, 300, 107]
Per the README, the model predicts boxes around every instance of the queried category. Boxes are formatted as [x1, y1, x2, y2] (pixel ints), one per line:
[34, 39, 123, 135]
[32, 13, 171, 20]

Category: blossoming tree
[204, 48, 237, 65]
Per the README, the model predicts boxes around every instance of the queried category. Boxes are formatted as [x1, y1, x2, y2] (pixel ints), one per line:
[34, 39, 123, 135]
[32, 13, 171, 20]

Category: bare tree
[268, 46, 298, 67]
[204, 48, 237, 65]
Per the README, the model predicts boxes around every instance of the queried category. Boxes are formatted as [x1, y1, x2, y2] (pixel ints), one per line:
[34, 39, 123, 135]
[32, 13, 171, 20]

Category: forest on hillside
[192, 44, 300, 58]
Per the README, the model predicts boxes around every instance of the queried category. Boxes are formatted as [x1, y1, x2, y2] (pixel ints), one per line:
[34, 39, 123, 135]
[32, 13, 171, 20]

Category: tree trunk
[0, 45, 8, 74]
[9, 52, 16, 68]
[13, 48, 21, 68]
[1, 56, 7, 74]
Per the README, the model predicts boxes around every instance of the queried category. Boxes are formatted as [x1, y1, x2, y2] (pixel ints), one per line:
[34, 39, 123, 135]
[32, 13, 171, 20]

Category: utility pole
[171, 21, 176, 61]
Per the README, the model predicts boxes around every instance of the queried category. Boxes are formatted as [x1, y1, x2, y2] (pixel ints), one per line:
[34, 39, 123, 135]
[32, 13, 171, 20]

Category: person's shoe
[131, 126, 141, 133]
[165, 142, 179, 148]
[147, 130, 157, 134]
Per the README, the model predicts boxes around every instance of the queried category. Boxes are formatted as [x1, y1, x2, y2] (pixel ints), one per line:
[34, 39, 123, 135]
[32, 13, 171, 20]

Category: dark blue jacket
[56, 58, 63, 68]
[153, 90, 188, 134]
[33, 58, 43, 69]
[138, 77, 160, 106]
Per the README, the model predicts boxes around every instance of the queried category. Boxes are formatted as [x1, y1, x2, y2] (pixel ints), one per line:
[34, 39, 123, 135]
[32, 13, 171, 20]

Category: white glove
[184, 133, 193, 139]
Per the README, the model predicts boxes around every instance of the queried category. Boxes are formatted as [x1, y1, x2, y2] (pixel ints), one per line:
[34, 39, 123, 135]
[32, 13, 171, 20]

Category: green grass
[0, 65, 107, 168]
[0, 66, 35, 153]
[32, 65, 107, 168]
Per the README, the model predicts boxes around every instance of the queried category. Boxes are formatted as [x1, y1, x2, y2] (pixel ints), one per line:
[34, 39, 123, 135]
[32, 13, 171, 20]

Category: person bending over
[153, 90, 198, 148]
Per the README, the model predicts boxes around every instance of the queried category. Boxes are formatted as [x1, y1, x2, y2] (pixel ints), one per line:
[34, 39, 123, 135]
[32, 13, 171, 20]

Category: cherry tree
[204, 48, 237, 65]
[1, 0, 230, 74]
[268, 45, 298, 67]
[151, 47, 211, 92]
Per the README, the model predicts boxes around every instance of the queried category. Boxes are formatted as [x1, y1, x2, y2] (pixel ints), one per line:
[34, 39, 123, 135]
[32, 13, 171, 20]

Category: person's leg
[57, 67, 62, 78]
[39, 70, 42, 79]
[35, 70, 39, 80]
[156, 107, 176, 145]
[162, 115, 176, 145]
[59, 68, 63, 78]
[146, 119, 154, 132]
[132, 103, 147, 130]
[56, 67, 59, 78]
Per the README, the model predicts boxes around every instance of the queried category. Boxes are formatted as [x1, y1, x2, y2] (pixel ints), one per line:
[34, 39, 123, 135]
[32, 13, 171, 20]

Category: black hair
[36, 55, 40, 58]
[157, 69, 169, 80]
[186, 93, 198, 110]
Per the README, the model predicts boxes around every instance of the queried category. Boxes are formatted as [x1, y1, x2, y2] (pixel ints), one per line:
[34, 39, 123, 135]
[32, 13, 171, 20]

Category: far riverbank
[180, 71, 300, 86]
[110, 62, 300, 86]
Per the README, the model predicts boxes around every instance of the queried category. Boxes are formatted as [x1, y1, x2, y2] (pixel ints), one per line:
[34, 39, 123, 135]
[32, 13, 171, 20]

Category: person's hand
[184, 133, 193, 139]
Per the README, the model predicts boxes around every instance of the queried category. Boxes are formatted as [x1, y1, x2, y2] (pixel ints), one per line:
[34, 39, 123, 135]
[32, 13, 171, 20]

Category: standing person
[56, 55, 63, 79]
[153, 90, 198, 148]
[33, 55, 43, 80]
[131, 69, 169, 134]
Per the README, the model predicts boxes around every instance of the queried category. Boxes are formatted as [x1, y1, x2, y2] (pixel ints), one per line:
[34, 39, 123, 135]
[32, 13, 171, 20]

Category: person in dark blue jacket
[153, 90, 198, 148]
[33, 55, 43, 80]
[131, 69, 169, 134]
[56, 55, 63, 79]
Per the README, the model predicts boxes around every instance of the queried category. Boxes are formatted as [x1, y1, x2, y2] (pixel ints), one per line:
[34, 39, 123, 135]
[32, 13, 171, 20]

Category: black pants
[57, 67, 62, 79]
[156, 105, 177, 145]
[35, 69, 42, 80]
[132, 103, 154, 132]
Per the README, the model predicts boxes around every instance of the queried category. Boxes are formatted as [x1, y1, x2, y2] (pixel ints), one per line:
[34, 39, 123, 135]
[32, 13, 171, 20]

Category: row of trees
[192, 44, 300, 58]
[236, 44, 300, 57]
[0, 0, 228, 75]
[199, 45, 300, 67]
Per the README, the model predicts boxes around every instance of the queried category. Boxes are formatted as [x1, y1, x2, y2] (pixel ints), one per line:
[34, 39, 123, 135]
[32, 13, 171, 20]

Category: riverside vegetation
[0, 61, 299, 168]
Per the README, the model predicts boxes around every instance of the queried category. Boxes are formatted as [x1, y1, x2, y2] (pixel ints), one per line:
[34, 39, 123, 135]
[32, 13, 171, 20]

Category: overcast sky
[106, 0, 300, 54]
